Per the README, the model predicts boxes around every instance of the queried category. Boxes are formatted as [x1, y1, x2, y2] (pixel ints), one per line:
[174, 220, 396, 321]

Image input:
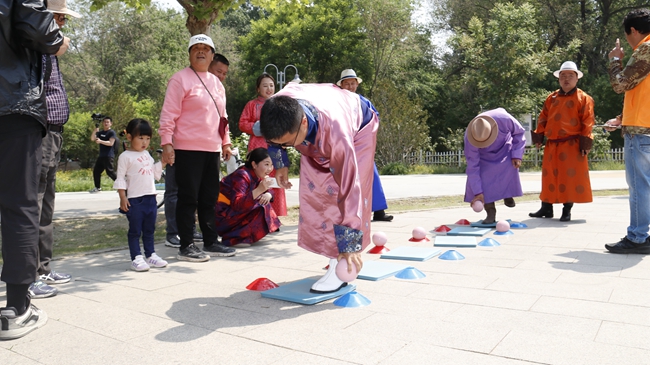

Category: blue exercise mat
[434, 236, 477, 247]
[380, 247, 441, 261]
[447, 227, 491, 236]
[261, 278, 356, 305]
[470, 219, 511, 228]
[357, 261, 410, 281]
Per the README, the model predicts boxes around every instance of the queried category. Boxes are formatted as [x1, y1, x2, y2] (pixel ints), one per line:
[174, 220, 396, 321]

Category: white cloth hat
[46, 0, 81, 18]
[337, 69, 362, 86]
[187, 34, 215, 53]
[553, 61, 583, 79]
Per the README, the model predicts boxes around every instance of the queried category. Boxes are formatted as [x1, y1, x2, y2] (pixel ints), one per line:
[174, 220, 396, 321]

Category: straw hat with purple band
[46, 0, 82, 18]
[336, 69, 362, 86]
[552, 61, 583, 79]
[467, 115, 499, 148]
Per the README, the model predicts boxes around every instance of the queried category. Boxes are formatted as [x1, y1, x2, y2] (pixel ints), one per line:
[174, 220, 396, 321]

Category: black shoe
[529, 203, 553, 218]
[605, 237, 650, 254]
[165, 235, 181, 248]
[373, 210, 393, 222]
[559, 203, 573, 222]
[193, 230, 203, 242]
[177, 244, 210, 262]
[203, 243, 236, 257]
[504, 198, 515, 208]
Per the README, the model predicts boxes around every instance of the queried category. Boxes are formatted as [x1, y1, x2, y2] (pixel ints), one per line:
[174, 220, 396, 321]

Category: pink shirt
[159, 67, 231, 152]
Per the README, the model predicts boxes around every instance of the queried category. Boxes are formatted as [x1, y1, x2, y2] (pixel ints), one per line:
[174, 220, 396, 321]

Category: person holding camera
[89, 116, 117, 193]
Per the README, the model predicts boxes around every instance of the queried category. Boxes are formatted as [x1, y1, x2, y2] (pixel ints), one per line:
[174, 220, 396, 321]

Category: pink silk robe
[276, 83, 378, 258]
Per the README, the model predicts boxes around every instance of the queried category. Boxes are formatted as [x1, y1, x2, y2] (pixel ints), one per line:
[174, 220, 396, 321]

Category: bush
[56, 169, 116, 192]
[381, 162, 409, 175]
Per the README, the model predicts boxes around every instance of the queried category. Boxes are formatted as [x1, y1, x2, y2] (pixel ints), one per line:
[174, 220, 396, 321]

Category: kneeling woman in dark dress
[215, 148, 281, 247]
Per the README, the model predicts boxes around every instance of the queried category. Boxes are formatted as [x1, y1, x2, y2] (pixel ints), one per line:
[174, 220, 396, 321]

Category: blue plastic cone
[438, 250, 465, 260]
[333, 291, 371, 308]
[478, 238, 501, 247]
[510, 222, 528, 229]
[494, 230, 514, 236]
[395, 267, 426, 280]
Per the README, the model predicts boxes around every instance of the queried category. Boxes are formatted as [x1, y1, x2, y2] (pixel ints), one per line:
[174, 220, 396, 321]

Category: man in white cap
[529, 61, 595, 222]
[27, 0, 80, 301]
[337, 69, 393, 222]
[464, 109, 526, 224]
[159, 34, 235, 261]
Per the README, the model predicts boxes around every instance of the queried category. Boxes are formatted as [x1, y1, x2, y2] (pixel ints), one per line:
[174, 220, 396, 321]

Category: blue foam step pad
[434, 236, 477, 247]
[261, 278, 356, 305]
[380, 247, 441, 261]
[357, 261, 410, 281]
[447, 227, 491, 236]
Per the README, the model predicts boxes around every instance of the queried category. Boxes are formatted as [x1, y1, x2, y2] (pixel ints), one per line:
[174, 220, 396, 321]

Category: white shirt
[113, 150, 163, 199]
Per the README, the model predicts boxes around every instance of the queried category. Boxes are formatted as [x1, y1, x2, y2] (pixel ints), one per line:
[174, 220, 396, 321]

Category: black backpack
[112, 134, 121, 156]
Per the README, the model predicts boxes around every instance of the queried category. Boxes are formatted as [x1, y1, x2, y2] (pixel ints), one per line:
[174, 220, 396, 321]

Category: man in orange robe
[529, 61, 595, 222]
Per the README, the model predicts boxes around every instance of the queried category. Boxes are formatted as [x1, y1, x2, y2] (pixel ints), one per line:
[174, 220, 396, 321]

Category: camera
[91, 113, 106, 128]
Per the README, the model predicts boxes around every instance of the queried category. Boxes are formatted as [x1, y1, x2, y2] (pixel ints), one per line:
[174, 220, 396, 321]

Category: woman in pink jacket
[239, 73, 287, 216]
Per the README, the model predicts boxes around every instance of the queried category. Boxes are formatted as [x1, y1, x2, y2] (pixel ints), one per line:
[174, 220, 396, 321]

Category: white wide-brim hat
[337, 69, 362, 86]
[467, 115, 499, 148]
[553, 61, 583, 79]
[188, 34, 215, 53]
[47, 0, 81, 18]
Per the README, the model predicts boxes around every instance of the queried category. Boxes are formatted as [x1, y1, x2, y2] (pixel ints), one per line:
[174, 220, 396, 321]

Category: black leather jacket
[0, 0, 63, 128]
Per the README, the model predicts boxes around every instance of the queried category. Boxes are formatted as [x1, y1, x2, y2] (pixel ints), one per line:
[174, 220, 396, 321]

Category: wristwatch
[610, 56, 621, 63]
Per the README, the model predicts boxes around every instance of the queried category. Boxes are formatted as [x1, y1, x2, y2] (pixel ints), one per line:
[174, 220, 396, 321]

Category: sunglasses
[266, 130, 299, 148]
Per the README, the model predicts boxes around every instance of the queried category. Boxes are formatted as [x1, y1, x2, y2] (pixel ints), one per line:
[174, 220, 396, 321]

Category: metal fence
[401, 147, 625, 167]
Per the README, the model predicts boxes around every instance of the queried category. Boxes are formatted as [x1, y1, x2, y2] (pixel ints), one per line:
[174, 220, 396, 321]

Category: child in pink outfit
[114, 119, 168, 272]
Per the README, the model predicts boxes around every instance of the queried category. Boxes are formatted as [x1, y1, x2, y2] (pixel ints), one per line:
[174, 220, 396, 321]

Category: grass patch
[590, 161, 625, 171]
[56, 169, 116, 192]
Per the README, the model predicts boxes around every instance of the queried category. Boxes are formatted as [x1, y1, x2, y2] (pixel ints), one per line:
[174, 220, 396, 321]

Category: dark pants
[174, 150, 220, 249]
[37, 130, 62, 276]
[93, 155, 116, 188]
[0, 130, 42, 286]
[125, 195, 157, 260]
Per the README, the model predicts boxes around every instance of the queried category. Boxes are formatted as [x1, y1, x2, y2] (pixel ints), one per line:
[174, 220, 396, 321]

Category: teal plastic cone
[494, 230, 514, 236]
[439, 250, 465, 260]
[395, 267, 426, 279]
[478, 238, 501, 247]
[333, 292, 371, 308]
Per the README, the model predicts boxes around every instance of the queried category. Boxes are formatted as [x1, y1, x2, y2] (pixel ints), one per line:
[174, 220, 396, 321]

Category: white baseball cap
[187, 34, 215, 53]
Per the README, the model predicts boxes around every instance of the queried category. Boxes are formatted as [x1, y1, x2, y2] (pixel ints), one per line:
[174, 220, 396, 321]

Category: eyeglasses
[267, 130, 299, 148]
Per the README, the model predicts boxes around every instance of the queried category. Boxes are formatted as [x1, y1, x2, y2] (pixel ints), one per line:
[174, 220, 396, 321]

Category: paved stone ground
[4, 194, 650, 365]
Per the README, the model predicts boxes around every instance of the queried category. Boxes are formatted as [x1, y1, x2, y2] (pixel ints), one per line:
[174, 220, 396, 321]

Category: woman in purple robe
[215, 148, 281, 247]
[464, 108, 526, 224]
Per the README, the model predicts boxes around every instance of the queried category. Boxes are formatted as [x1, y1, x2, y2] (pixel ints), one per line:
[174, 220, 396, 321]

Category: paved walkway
[4, 171, 648, 365]
[52, 170, 627, 219]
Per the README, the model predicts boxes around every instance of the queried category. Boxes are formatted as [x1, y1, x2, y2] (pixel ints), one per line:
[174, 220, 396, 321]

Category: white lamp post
[263, 64, 302, 90]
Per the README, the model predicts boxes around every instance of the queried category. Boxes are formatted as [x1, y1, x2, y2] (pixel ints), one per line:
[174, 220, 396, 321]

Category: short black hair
[624, 8, 650, 35]
[259, 96, 303, 140]
[244, 148, 270, 169]
[125, 118, 153, 138]
[213, 53, 230, 66]
[103, 116, 112, 123]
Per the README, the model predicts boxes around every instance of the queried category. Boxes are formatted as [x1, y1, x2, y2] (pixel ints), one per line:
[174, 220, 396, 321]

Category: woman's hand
[337, 252, 363, 273]
[258, 192, 272, 205]
[162, 144, 175, 166]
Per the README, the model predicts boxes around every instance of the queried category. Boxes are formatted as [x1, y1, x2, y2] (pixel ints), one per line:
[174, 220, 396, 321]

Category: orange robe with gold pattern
[533, 88, 595, 204]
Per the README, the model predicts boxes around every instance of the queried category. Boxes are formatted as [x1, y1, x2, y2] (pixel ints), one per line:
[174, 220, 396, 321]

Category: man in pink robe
[259, 83, 378, 293]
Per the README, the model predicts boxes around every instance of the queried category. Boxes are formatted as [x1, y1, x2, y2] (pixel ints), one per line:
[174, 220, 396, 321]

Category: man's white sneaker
[146, 253, 168, 268]
[0, 298, 48, 340]
[131, 255, 150, 272]
[310, 258, 347, 294]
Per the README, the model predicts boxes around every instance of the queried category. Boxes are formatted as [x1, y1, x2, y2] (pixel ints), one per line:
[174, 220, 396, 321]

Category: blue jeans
[126, 195, 157, 260]
[625, 133, 650, 243]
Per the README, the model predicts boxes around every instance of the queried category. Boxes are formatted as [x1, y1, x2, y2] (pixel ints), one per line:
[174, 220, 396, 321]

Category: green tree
[372, 81, 432, 167]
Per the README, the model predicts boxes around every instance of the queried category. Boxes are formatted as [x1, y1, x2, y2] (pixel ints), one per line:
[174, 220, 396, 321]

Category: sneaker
[203, 243, 236, 257]
[193, 230, 203, 242]
[605, 237, 650, 254]
[0, 298, 48, 340]
[131, 255, 150, 272]
[177, 244, 210, 262]
[28, 281, 57, 299]
[89, 187, 102, 193]
[146, 253, 168, 268]
[165, 235, 181, 248]
[39, 271, 71, 285]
